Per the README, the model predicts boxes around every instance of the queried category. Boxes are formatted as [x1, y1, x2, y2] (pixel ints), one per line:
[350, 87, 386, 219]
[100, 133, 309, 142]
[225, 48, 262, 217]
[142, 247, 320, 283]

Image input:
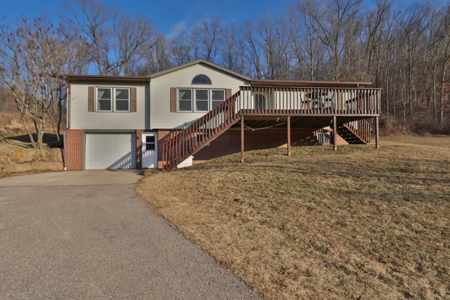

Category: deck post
[287, 116, 291, 156]
[241, 115, 245, 163]
[375, 116, 380, 149]
[333, 116, 337, 151]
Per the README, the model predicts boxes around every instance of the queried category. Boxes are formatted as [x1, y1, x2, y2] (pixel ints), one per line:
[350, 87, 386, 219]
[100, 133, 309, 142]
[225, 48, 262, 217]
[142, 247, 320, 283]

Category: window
[195, 89, 209, 111]
[178, 89, 192, 112]
[97, 88, 112, 111]
[145, 135, 155, 151]
[212, 90, 225, 108]
[192, 75, 211, 85]
[97, 87, 130, 112]
[115, 88, 129, 111]
[178, 88, 225, 112]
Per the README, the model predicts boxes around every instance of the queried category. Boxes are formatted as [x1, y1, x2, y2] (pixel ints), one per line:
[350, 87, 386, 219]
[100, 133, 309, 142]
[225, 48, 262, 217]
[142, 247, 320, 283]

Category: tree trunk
[440, 61, 447, 125]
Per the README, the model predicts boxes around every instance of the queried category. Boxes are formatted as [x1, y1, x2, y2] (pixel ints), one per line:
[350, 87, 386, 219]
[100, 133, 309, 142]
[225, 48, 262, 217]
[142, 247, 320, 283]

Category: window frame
[97, 87, 112, 112]
[192, 74, 212, 85]
[114, 88, 130, 112]
[144, 135, 156, 151]
[177, 88, 226, 113]
[211, 89, 225, 109]
[96, 87, 131, 113]
[178, 88, 193, 112]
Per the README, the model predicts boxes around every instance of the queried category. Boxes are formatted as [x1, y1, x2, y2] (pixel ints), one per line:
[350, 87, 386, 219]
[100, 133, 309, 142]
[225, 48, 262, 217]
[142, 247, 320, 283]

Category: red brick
[65, 129, 83, 171]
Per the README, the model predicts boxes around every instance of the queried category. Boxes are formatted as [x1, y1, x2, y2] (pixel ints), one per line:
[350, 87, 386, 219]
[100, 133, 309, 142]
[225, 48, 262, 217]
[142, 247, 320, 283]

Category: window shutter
[88, 86, 94, 112]
[226, 89, 231, 100]
[170, 88, 176, 112]
[130, 87, 137, 112]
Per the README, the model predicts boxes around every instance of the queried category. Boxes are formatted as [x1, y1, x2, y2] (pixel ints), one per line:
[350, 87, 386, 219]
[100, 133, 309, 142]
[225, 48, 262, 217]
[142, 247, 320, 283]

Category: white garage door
[86, 133, 136, 169]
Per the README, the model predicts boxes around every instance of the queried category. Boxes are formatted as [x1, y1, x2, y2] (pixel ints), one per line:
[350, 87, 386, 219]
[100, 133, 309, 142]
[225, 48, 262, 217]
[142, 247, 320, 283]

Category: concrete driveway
[0, 171, 260, 299]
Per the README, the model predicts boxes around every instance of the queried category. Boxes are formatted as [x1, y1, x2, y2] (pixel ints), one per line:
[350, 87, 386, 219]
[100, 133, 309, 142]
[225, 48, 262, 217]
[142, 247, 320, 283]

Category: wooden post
[375, 116, 380, 149]
[333, 116, 337, 151]
[287, 116, 291, 156]
[241, 115, 245, 163]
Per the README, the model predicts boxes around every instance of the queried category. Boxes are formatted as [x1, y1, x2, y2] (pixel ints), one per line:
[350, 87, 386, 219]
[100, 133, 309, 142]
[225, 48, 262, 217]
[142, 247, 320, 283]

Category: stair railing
[159, 91, 241, 170]
[343, 119, 372, 144]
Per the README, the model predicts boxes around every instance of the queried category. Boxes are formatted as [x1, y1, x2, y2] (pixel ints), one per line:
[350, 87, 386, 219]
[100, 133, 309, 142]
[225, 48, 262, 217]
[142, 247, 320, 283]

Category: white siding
[70, 82, 149, 130]
[150, 64, 249, 129]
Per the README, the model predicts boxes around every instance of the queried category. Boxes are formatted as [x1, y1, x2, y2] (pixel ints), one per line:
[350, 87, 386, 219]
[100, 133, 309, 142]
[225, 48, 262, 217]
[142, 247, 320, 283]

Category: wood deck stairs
[159, 91, 242, 171]
[337, 120, 372, 144]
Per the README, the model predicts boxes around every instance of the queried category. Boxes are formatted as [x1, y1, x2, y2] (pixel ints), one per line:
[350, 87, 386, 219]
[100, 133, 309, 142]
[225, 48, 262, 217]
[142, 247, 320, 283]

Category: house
[64, 59, 381, 171]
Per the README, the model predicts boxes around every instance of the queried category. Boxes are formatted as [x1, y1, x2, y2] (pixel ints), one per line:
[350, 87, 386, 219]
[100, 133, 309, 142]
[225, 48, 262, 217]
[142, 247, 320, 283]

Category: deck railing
[237, 86, 381, 115]
[159, 86, 381, 170]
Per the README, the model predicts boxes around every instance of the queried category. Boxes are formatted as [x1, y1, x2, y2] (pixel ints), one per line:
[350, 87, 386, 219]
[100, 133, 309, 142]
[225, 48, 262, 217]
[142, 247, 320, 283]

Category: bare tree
[190, 18, 222, 62]
[62, 0, 156, 75]
[220, 23, 246, 74]
[61, 0, 110, 74]
[135, 34, 172, 75]
[0, 17, 82, 148]
[168, 28, 192, 65]
[111, 12, 155, 75]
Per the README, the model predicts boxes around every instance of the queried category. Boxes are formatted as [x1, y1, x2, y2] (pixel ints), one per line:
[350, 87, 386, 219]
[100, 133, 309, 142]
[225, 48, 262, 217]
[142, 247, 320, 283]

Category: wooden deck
[160, 85, 381, 170]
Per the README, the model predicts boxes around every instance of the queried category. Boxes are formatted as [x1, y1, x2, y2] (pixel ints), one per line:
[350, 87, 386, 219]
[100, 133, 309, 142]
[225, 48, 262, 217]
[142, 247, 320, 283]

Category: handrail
[343, 120, 372, 144]
[159, 91, 242, 170]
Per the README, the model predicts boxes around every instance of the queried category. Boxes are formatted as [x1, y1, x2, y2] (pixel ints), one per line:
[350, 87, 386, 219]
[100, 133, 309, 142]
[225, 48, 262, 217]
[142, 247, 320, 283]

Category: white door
[142, 132, 158, 168]
[86, 133, 136, 169]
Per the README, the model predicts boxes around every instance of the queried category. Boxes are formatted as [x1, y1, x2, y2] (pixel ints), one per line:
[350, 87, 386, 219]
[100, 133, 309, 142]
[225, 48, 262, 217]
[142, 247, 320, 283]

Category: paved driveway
[0, 171, 259, 299]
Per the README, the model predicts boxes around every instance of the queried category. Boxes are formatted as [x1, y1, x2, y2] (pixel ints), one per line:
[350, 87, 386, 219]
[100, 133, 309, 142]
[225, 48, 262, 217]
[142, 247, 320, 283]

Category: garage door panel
[86, 133, 136, 169]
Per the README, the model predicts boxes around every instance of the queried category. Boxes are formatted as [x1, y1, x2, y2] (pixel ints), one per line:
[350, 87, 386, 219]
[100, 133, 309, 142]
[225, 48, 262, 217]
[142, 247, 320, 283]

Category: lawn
[135, 137, 450, 299]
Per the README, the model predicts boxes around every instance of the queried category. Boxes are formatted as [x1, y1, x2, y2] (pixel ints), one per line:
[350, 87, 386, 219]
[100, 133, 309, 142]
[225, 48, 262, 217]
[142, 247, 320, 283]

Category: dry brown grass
[136, 138, 450, 299]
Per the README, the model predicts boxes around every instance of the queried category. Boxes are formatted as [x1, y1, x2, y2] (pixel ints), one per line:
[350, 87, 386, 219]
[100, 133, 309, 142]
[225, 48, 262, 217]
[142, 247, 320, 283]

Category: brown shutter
[88, 86, 94, 112]
[130, 87, 137, 112]
[170, 87, 176, 112]
[226, 89, 231, 100]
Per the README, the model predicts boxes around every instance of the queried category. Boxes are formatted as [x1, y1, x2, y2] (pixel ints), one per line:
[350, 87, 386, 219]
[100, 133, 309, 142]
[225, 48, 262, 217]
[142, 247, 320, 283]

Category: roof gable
[150, 59, 251, 82]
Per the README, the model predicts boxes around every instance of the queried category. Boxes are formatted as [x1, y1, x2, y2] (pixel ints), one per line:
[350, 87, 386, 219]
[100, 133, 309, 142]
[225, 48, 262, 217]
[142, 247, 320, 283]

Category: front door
[142, 132, 158, 168]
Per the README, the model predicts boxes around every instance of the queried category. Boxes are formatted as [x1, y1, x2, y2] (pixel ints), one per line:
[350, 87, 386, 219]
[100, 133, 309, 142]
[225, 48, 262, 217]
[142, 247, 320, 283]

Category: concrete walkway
[0, 172, 260, 299]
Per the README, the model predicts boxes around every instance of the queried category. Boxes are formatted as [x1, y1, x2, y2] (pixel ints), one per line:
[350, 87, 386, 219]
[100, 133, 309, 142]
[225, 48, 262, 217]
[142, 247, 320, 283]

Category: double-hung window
[212, 90, 225, 109]
[97, 87, 130, 112]
[195, 89, 209, 111]
[115, 88, 130, 111]
[97, 88, 112, 111]
[178, 89, 192, 112]
[178, 88, 225, 112]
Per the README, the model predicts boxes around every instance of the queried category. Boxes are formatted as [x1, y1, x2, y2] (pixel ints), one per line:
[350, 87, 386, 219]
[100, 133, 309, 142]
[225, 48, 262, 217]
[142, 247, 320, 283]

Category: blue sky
[2, 0, 299, 35]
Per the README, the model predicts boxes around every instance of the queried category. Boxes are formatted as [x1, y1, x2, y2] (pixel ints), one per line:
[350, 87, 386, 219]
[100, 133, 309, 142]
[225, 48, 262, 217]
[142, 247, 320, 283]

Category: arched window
[192, 75, 212, 85]
[254, 94, 266, 110]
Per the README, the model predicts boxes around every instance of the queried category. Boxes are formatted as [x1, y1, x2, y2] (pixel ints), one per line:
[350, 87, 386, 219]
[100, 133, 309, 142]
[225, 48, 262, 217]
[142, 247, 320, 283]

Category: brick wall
[65, 129, 83, 171]
[157, 128, 326, 164]
[136, 130, 142, 169]
[194, 128, 320, 160]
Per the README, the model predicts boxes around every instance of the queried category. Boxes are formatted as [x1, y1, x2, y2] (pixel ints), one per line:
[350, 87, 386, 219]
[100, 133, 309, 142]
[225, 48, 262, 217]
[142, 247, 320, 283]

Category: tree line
[0, 0, 449, 149]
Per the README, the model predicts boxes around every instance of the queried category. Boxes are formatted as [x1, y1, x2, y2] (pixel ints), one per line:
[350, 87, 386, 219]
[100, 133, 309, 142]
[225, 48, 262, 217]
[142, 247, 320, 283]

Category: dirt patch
[136, 138, 450, 299]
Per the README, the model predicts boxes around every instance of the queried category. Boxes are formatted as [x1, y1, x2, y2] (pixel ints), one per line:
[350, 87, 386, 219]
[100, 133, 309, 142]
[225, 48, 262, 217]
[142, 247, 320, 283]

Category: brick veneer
[157, 128, 346, 165]
[136, 129, 142, 169]
[65, 129, 83, 171]
[194, 128, 320, 160]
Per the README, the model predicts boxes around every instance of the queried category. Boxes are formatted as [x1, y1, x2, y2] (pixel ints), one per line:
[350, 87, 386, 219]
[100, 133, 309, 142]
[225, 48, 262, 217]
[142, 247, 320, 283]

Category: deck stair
[337, 120, 372, 144]
[159, 91, 242, 171]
